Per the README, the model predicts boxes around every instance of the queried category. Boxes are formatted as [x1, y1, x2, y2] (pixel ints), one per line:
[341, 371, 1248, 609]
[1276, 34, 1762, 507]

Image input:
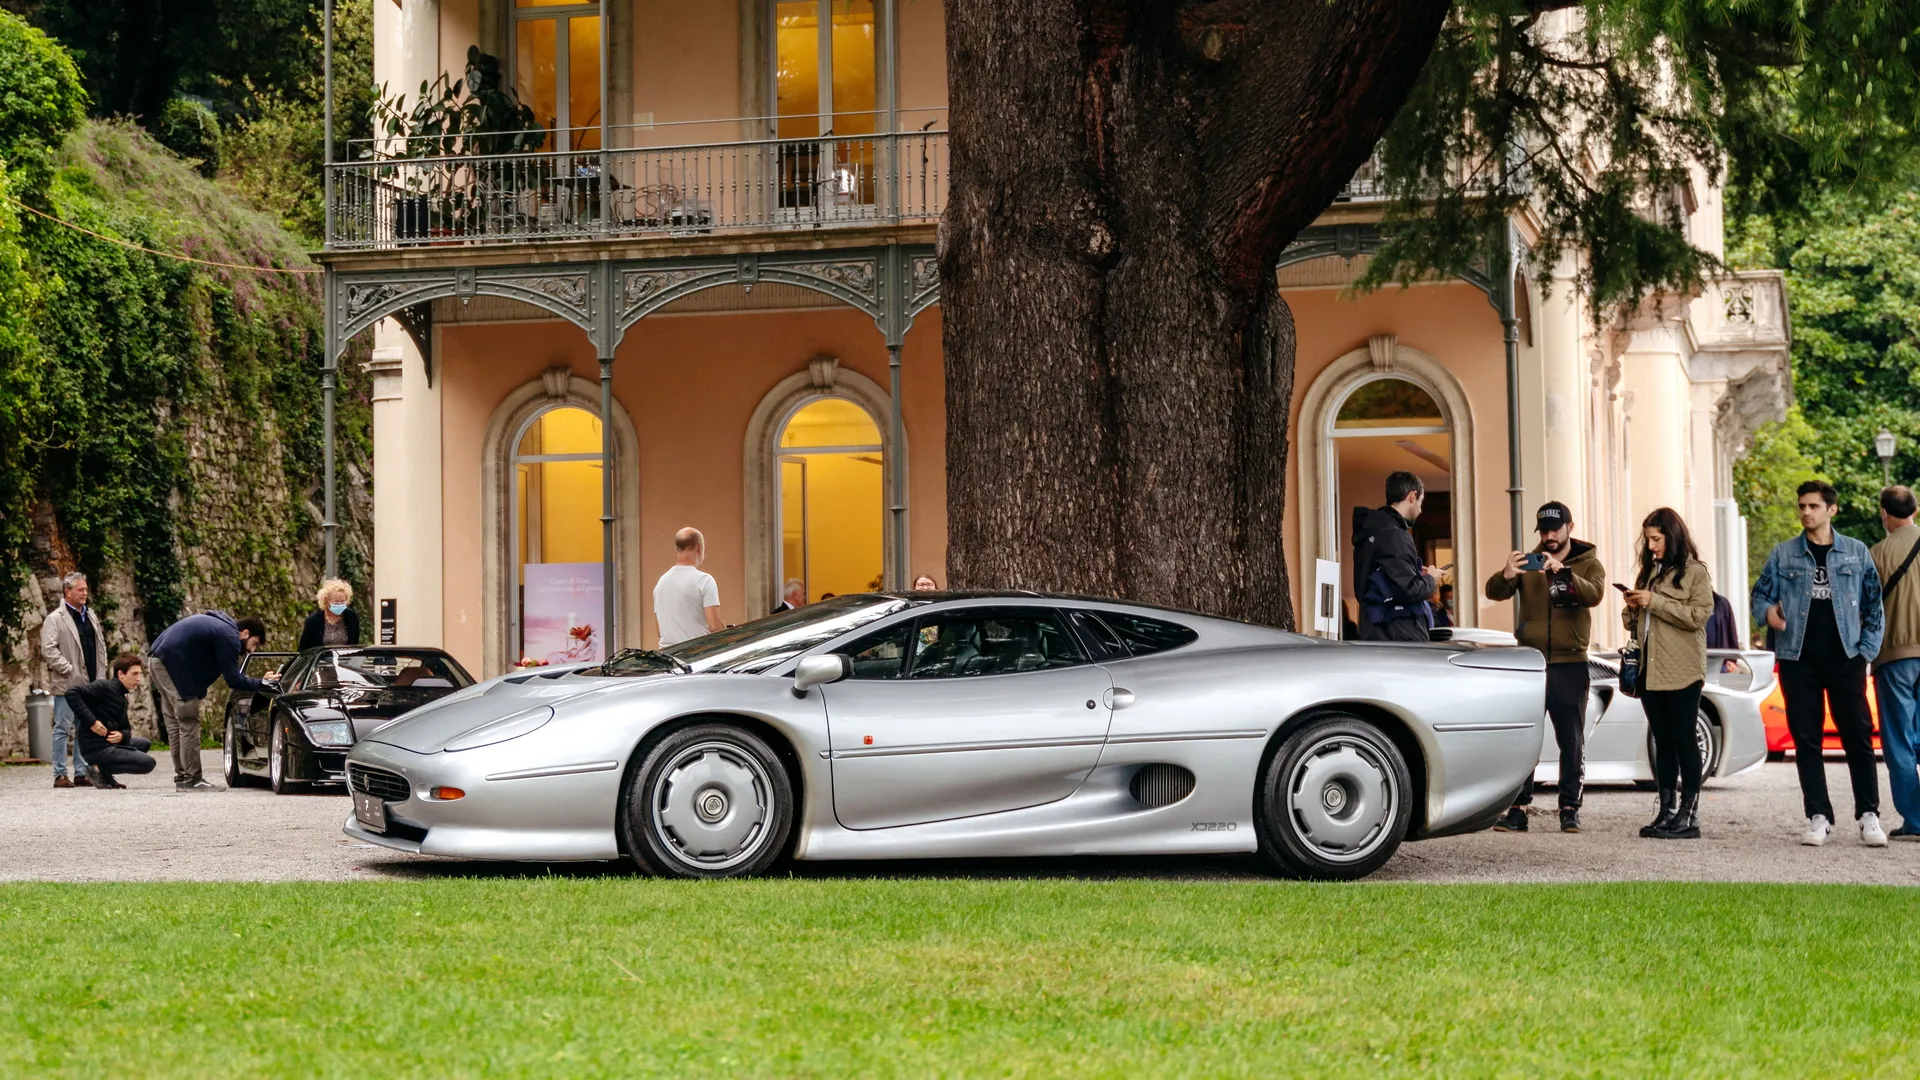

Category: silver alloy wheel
[650, 741, 774, 871]
[223, 719, 236, 778]
[1694, 711, 1719, 777]
[270, 722, 284, 789]
[1285, 735, 1399, 864]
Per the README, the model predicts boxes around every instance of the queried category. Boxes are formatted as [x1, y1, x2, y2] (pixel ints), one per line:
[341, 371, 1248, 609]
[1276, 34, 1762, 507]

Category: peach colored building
[318, 0, 1791, 677]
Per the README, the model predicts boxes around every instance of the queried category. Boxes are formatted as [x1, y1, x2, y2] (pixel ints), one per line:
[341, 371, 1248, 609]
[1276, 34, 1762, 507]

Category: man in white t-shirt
[654, 527, 724, 648]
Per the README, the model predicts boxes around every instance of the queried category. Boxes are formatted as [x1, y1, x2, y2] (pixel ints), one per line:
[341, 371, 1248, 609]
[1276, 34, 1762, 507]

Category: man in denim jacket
[1751, 480, 1886, 847]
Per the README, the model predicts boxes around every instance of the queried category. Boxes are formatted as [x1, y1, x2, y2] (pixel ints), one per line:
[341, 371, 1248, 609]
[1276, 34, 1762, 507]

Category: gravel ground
[4, 751, 1919, 885]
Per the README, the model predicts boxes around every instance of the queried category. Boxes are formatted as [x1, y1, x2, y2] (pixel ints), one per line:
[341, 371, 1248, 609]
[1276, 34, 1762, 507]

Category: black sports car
[222, 646, 475, 794]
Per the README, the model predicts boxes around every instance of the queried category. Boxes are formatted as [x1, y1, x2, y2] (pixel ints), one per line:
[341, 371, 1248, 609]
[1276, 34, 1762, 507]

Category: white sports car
[1433, 629, 1773, 786]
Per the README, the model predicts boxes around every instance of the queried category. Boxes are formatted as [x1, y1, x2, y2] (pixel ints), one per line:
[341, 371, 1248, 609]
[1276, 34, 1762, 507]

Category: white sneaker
[1862, 812, 1889, 847]
[1802, 815, 1831, 846]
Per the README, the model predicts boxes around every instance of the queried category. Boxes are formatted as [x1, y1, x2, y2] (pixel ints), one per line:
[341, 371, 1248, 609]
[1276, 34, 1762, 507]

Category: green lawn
[3, 879, 1914, 1077]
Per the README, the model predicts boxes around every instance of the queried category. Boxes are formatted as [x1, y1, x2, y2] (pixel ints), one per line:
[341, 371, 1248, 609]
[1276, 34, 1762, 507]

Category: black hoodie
[66, 677, 132, 757]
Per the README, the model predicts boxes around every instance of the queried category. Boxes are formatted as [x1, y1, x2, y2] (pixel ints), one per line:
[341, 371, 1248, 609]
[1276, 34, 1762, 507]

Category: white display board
[1313, 558, 1342, 637]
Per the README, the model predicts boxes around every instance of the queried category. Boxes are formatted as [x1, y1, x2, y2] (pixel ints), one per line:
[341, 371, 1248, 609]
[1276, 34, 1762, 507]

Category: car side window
[909, 611, 1084, 678]
[1066, 610, 1127, 661]
[840, 622, 917, 680]
[1098, 612, 1199, 657]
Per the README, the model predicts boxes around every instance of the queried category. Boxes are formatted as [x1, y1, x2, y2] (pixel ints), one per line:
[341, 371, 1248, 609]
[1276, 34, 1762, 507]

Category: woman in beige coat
[1622, 507, 1714, 839]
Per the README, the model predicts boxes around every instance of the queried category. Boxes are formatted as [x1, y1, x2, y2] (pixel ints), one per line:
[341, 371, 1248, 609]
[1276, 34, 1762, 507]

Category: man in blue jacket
[148, 611, 277, 791]
[1752, 480, 1886, 847]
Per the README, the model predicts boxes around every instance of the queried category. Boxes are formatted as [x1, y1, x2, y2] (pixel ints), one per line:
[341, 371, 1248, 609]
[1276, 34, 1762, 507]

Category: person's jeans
[148, 656, 205, 784]
[90, 736, 156, 782]
[49, 695, 88, 779]
[1874, 658, 1920, 828]
[1516, 662, 1591, 808]
[1644, 681, 1706, 796]
[1780, 655, 1880, 821]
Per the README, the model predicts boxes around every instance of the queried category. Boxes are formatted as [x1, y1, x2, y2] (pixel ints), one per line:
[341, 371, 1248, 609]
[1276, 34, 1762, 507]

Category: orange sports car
[1761, 664, 1883, 759]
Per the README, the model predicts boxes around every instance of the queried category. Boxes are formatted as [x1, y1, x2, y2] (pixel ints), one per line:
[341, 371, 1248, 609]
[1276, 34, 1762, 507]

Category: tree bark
[941, 0, 1448, 626]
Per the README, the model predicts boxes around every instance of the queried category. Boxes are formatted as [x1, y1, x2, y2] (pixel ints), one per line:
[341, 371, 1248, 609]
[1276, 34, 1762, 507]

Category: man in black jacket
[1352, 471, 1443, 641]
[69, 655, 155, 789]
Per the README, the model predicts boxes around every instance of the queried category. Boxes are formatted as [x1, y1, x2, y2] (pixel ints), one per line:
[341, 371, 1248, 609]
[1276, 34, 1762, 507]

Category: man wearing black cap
[1485, 501, 1607, 832]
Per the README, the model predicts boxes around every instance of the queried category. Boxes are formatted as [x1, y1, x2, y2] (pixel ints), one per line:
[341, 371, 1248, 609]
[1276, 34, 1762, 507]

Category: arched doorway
[511, 404, 607, 664]
[775, 396, 886, 601]
[1331, 377, 1456, 627]
[1296, 339, 1477, 633]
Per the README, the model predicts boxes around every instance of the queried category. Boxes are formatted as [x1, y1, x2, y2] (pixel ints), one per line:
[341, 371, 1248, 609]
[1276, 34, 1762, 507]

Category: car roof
[868, 590, 1250, 626]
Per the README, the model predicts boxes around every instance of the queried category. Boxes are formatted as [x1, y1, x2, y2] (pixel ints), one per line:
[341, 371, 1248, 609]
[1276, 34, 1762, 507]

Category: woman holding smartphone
[1622, 507, 1714, 839]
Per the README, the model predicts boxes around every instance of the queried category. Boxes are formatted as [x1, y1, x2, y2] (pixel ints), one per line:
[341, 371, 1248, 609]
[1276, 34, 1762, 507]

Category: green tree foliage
[0, 0, 317, 124]
[0, 8, 84, 169]
[1732, 408, 1822, 588]
[1733, 188, 1920, 566]
[0, 11, 359, 645]
[1365, 1, 1920, 309]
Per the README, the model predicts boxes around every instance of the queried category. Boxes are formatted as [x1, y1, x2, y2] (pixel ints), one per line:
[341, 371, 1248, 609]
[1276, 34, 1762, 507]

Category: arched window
[511, 405, 606, 664]
[776, 397, 884, 600]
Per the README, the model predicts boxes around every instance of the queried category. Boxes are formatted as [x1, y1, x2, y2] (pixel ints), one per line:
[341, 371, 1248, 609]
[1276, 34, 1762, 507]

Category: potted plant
[365, 47, 548, 241]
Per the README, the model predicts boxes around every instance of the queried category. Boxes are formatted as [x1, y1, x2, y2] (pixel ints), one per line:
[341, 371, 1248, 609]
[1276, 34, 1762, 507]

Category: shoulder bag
[1617, 607, 1651, 698]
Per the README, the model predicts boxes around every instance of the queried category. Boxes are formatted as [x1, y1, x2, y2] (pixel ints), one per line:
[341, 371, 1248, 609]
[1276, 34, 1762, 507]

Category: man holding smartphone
[1485, 501, 1607, 832]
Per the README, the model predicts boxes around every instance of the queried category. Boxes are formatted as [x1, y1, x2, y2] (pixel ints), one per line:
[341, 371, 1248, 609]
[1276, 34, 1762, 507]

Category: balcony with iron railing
[324, 111, 953, 252]
[322, 116, 1394, 253]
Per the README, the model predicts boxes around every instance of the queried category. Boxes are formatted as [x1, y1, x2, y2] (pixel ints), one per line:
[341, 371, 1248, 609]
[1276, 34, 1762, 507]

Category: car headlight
[305, 721, 352, 747]
[445, 706, 554, 752]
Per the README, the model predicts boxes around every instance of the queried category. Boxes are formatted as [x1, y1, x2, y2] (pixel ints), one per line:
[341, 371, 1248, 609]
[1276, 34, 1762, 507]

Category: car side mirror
[792, 653, 852, 696]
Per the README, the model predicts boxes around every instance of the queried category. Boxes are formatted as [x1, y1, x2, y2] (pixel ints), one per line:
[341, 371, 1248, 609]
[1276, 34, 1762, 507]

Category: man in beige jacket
[1871, 486, 1920, 839]
[39, 572, 108, 788]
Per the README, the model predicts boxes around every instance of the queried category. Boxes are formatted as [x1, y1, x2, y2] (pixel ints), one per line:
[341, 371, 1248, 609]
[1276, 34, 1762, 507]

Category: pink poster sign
[522, 562, 605, 665]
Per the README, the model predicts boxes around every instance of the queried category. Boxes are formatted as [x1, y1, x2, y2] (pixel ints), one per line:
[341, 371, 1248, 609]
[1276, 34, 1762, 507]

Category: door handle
[1104, 687, 1136, 710]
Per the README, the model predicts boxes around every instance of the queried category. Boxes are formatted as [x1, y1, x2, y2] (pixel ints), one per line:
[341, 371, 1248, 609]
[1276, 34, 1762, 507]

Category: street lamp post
[1877, 429, 1897, 487]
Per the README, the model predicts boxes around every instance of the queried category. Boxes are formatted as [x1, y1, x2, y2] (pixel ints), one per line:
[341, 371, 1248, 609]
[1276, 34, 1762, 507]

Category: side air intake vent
[1129, 764, 1196, 809]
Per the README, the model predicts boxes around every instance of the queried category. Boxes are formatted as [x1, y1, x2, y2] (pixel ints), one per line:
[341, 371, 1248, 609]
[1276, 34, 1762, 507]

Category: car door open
[820, 607, 1114, 830]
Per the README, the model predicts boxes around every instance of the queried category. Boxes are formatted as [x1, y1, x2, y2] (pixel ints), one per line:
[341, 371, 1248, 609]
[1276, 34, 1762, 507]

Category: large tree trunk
[941, 0, 1448, 626]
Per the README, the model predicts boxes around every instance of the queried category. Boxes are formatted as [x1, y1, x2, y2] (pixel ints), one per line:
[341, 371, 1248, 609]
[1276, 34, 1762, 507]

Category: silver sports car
[1432, 629, 1774, 787]
[343, 593, 1545, 881]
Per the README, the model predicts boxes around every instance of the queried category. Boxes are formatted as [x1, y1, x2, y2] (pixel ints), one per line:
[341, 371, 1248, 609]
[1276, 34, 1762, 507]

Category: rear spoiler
[1591, 648, 1777, 694]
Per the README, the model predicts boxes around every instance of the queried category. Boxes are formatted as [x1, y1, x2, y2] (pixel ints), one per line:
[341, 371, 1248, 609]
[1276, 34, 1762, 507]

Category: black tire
[269, 716, 304, 795]
[620, 723, 794, 879]
[1766, 749, 1787, 763]
[1642, 710, 1722, 787]
[1255, 715, 1412, 881]
[223, 715, 260, 788]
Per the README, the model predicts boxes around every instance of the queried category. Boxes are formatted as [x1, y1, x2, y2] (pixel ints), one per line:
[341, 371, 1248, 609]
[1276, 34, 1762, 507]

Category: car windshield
[607, 595, 913, 675]
[306, 650, 473, 691]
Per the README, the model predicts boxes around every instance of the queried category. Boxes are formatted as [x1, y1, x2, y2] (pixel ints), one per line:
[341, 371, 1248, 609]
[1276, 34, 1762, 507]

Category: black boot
[1639, 788, 1678, 838]
[1654, 791, 1701, 840]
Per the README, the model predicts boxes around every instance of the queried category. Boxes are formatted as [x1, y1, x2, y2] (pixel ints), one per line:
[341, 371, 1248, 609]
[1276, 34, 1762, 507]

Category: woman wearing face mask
[298, 578, 362, 651]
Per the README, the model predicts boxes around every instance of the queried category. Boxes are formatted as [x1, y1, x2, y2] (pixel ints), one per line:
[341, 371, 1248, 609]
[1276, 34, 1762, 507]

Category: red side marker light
[430, 786, 465, 801]
[863, 736, 874, 745]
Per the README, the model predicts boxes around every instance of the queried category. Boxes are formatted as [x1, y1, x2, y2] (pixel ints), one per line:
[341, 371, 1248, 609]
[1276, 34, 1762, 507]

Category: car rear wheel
[269, 718, 304, 795]
[621, 724, 793, 879]
[1255, 715, 1411, 881]
[223, 715, 258, 788]
[1641, 710, 1722, 786]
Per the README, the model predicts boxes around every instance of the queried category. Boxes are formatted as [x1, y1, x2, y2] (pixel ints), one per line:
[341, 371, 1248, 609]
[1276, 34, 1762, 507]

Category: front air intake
[1129, 764, 1196, 808]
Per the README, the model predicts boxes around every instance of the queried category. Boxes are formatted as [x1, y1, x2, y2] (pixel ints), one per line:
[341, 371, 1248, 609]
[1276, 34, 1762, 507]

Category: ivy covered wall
[1, 12, 370, 752]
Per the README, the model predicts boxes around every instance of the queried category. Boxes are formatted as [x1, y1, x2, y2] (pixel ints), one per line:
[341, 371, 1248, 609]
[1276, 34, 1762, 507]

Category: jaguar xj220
[343, 593, 1545, 880]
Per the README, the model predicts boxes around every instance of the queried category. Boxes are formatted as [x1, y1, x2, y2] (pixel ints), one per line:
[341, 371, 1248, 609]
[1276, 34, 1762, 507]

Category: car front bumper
[340, 738, 626, 862]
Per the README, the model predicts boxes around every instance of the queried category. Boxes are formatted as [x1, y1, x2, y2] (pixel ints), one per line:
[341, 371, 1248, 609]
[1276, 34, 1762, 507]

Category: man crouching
[69, 655, 155, 789]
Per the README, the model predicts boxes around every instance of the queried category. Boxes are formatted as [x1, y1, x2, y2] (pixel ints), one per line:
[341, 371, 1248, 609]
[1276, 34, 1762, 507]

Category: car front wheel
[1255, 715, 1412, 881]
[621, 723, 793, 879]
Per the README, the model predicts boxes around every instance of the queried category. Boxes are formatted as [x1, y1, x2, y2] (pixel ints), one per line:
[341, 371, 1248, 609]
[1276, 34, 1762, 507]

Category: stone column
[1536, 249, 1588, 525]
